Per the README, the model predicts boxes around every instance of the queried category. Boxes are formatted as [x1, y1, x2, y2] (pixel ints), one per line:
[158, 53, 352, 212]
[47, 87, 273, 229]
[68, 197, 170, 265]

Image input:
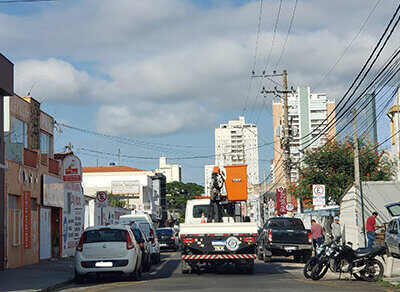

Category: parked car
[156, 227, 179, 251]
[74, 225, 142, 283]
[385, 202, 400, 258]
[120, 214, 161, 264]
[131, 227, 152, 272]
[258, 217, 312, 263]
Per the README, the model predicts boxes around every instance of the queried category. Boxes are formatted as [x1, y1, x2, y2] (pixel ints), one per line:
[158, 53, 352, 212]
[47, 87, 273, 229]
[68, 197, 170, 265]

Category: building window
[40, 132, 52, 155]
[31, 198, 37, 211]
[10, 117, 28, 148]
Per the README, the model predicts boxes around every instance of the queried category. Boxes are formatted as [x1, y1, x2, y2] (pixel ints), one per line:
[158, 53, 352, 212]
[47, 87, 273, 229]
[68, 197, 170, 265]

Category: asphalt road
[59, 252, 388, 292]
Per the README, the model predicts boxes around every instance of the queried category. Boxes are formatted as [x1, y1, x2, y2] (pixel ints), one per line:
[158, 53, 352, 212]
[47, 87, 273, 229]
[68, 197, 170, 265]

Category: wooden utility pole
[353, 109, 366, 245]
[282, 70, 293, 216]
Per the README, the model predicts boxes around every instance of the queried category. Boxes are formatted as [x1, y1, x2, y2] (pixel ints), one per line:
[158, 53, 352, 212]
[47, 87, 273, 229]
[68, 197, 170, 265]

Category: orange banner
[23, 191, 31, 249]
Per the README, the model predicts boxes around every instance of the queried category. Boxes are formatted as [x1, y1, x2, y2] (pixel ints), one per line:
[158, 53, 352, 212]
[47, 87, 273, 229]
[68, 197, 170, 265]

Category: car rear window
[157, 229, 173, 236]
[139, 222, 152, 238]
[131, 228, 143, 240]
[266, 219, 305, 229]
[83, 229, 127, 243]
[193, 204, 228, 218]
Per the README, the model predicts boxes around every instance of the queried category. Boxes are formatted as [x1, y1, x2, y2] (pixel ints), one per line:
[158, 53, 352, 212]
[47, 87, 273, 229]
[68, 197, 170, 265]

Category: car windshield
[131, 228, 143, 240]
[387, 204, 400, 217]
[265, 219, 305, 229]
[157, 229, 173, 236]
[83, 229, 127, 243]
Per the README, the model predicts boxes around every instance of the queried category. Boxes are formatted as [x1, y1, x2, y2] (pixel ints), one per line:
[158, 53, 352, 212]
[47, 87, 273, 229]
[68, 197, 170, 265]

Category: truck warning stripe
[182, 254, 256, 260]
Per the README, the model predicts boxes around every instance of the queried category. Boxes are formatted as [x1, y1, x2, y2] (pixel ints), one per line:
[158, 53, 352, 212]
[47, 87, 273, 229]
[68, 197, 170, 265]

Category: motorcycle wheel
[303, 256, 319, 279]
[359, 259, 384, 282]
[310, 262, 329, 281]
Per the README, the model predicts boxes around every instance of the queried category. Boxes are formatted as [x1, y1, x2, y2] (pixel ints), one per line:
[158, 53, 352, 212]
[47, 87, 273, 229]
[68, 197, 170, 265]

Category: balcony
[23, 148, 38, 168]
[49, 158, 60, 175]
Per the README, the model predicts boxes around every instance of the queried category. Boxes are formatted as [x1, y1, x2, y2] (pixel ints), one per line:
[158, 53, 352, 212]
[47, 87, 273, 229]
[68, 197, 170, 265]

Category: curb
[39, 278, 74, 292]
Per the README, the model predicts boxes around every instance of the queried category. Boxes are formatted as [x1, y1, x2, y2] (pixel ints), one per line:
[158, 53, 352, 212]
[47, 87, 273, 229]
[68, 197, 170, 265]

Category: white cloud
[95, 102, 216, 136]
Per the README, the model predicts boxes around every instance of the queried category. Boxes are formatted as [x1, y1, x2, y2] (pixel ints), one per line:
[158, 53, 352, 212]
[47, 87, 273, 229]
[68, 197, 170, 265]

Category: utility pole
[117, 148, 121, 166]
[353, 109, 366, 246]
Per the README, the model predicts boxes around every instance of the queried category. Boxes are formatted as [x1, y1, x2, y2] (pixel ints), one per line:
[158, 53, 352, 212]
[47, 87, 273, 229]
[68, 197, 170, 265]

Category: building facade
[4, 95, 64, 268]
[272, 86, 336, 185]
[0, 53, 13, 270]
[214, 116, 259, 185]
[387, 88, 400, 180]
[156, 156, 181, 183]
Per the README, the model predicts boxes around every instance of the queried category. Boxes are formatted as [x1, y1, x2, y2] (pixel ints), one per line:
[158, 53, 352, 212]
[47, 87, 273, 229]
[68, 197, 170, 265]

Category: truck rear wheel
[263, 250, 271, 262]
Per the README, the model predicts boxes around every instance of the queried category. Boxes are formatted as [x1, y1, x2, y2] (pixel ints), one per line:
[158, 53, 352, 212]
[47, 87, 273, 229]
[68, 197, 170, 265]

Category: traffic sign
[286, 203, 295, 212]
[96, 191, 108, 208]
[313, 185, 325, 206]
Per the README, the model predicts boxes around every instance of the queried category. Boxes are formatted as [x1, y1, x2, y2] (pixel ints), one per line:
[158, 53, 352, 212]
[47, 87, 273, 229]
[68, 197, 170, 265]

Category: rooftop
[82, 165, 144, 173]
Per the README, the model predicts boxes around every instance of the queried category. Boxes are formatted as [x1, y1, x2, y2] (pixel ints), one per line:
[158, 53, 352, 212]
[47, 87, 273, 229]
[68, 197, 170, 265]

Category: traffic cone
[201, 212, 206, 223]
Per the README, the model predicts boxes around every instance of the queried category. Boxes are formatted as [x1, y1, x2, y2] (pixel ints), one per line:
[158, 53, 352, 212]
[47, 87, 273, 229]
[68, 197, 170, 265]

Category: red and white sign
[62, 155, 82, 182]
[23, 191, 31, 249]
[96, 191, 108, 208]
[313, 184, 326, 206]
[276, 187, 287, 215]
[286, 202, 295, 212]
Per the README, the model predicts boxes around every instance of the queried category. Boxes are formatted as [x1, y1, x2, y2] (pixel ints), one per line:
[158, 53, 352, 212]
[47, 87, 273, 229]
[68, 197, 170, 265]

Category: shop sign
[62, 155, 82, 182]
[23, 191, 31, 249]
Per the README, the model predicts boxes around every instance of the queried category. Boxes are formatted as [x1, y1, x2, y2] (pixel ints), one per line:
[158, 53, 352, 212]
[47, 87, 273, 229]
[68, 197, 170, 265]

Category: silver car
[385, 202, 400, 258]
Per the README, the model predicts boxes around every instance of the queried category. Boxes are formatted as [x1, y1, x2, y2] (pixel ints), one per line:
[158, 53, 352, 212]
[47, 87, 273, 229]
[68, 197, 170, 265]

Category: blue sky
[0, 0, 399, 185]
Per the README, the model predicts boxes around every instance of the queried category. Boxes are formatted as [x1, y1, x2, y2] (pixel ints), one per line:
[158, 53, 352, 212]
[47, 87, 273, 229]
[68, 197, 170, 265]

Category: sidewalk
[384, 256, 400, 286]
[0, 258, 75, 292]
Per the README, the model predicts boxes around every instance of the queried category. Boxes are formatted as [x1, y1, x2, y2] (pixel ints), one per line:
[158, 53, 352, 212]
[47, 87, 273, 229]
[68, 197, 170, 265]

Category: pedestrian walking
[311, 219, 324, 249]
[366, 212, 383, 248]
[331, 216, 341, 241]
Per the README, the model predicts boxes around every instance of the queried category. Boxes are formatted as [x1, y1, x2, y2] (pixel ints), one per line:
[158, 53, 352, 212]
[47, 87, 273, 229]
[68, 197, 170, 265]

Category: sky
[0, 0, 399, 185]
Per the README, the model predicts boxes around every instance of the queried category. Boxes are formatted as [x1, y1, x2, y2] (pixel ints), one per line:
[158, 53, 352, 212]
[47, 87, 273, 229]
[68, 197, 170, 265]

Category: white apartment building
[272, 86, 336, 184]
[156, 156, 181, 183]
[213, 116, 259, 185]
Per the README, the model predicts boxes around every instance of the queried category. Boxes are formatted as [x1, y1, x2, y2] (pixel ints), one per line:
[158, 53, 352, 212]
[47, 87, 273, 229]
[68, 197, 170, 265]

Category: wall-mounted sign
[62, 155, 82, 182]
[276, 187, 287, 215]
[111, 181, 140, 195]
[43, 174, 64, 208]
[23, 191, 31, 249]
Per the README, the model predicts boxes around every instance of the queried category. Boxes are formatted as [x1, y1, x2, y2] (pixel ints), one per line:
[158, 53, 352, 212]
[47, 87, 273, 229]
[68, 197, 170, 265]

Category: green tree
[288, 137, 396, 206]
[166, 181, 204, 217]
[107, 193, 126, 208]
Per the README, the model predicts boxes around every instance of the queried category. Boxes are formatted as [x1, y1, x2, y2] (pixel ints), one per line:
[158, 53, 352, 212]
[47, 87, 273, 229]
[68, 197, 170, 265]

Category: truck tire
[263, 250, 271, 262]
[181, 260, 192, 274]
[243, 259, 254, 274]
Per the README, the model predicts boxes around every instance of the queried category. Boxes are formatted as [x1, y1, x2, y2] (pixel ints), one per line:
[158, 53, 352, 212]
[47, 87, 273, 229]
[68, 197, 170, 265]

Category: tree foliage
[107, 193, 126, 208]
[288, 137, 396, 206]
[166, 181, 204, 217]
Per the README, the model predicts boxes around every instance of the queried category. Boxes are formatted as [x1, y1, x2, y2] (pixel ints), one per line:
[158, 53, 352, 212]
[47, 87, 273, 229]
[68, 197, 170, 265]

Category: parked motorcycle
[303, 240, 338, 279]
[311, 242, 386, 282]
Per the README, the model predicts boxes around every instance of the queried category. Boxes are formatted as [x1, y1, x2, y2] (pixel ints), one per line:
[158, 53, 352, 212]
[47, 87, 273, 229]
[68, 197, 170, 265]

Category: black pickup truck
[258, 217, 312, 263]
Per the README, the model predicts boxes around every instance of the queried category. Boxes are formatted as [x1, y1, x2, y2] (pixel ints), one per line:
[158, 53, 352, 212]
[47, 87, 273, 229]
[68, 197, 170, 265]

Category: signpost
[286, 202, 294, 212]
[96, 191, 108, 225]
[268, 199, 275, 217]
[312, 185, 326, 207]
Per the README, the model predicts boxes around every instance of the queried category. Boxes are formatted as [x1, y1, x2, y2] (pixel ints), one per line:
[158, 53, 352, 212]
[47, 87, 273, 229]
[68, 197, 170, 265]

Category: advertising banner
[62, 155, 82, 182]
[276, 187, 287, 215]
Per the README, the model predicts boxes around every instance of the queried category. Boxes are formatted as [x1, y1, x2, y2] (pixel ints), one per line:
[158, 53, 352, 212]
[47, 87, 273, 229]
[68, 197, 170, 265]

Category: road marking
[150, 258, 170, 275]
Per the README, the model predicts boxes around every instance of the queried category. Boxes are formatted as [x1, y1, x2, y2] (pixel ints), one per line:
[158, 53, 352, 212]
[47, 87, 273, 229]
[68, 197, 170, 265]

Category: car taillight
[308, 232, 312, 244]
[243, 237, 255, 243]
[76, 233, 85, 251]
[171, 235, 176, 240]
[183, 238, 194, 244]
[126, 231, 135, 250]
[267, 230, 273, 243]
[150, 229, 155, 244]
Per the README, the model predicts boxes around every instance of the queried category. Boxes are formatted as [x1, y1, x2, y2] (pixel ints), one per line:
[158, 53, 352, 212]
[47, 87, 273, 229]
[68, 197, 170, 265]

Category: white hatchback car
[75, 225, 142, 283]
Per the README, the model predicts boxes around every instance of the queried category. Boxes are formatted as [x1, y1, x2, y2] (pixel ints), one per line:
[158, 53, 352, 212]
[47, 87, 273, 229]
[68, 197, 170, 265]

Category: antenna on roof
[27, 82, 36, 96]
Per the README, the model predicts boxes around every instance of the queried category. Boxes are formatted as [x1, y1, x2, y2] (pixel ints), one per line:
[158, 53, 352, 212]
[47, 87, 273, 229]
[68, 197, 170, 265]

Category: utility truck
[180, 165, 258, 274]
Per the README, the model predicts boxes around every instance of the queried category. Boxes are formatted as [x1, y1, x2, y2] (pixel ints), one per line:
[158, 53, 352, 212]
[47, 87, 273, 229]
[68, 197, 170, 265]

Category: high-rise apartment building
[212, 116, 259, 186]
[156, 156, 181, 183]
[272, 86, 336, 185]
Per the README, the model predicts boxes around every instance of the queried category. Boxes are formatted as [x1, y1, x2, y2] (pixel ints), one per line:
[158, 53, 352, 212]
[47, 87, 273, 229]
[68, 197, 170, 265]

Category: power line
[313, 0, 382, 91]
[0, 0, 59, 3]
[274, 0, 298, 70]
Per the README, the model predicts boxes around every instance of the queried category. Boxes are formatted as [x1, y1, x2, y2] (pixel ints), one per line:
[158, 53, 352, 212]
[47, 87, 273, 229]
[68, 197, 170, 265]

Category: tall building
[272, 86, 336, 185]
[213, 116, 259, 185]
[156, 156, 181, 183]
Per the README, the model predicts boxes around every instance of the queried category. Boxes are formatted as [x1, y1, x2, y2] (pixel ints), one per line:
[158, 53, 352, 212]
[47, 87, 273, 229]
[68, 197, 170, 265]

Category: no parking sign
[313, 185, 325, 206]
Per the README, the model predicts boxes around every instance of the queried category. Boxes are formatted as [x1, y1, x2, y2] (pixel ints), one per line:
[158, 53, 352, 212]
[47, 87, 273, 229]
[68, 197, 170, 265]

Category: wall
[85, 199, 130, 228]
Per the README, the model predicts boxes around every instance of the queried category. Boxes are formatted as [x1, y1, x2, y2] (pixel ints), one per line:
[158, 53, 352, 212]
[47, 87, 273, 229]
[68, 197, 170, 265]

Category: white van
[120, 214, 161, 263]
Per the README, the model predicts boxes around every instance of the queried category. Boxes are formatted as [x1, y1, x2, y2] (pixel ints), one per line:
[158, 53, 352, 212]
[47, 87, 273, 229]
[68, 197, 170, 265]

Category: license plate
[284, 246, 297, 251]
[95, 261, 113, 267]
[160, 243, 167, 247]
[212, 241, 226, 246]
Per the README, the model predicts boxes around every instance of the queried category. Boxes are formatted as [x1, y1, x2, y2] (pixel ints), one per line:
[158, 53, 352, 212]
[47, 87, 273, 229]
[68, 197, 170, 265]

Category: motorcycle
[303, 240, 338, 279]
[311, 242, 386, 282]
